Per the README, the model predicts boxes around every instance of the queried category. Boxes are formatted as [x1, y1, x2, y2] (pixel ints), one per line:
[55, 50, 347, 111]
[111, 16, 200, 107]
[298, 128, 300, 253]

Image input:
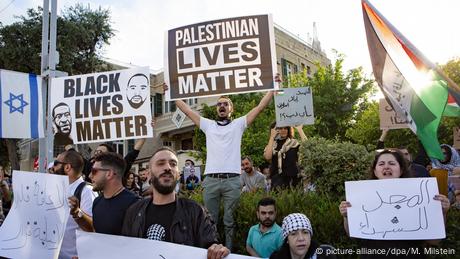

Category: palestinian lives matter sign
[51, 67, 153, 144]
[165, 14, 278, 101]
[274, 87, 314, 127]
[379, 98, 409, 129]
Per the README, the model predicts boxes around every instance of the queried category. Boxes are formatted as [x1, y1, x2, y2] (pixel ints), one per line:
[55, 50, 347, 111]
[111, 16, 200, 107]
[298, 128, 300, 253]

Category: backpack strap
[73, 181, 87, 203]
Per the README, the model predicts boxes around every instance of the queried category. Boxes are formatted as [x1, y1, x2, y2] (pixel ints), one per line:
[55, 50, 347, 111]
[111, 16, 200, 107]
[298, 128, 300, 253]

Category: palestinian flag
[362, 0, 457, 159]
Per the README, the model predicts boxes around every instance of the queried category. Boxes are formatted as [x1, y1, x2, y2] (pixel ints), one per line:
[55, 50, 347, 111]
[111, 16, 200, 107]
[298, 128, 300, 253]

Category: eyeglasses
[91, 167, 111, 174]
[94, 150, 104, 155]
[217, 102, 229, 107]
[54, 160, 68, 166]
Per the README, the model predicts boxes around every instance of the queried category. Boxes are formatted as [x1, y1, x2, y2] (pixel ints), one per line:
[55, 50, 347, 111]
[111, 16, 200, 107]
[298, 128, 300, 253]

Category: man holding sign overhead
[164, 14, 279, 250]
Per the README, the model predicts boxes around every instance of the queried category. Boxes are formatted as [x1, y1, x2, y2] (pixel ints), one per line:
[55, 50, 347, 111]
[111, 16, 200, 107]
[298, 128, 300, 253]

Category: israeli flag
[0, 69, 44, 139]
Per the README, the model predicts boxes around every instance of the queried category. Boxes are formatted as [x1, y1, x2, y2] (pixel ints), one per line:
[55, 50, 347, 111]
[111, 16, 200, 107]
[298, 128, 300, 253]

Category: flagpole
[39, 0, 57, 173]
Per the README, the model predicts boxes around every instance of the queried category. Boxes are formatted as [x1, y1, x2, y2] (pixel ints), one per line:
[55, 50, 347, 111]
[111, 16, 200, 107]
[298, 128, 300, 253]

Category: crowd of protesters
[1, 86, 459, 259]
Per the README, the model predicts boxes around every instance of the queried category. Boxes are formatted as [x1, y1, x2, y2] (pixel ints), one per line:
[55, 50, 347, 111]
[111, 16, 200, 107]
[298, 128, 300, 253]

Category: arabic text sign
[345, 178, 445, 240]
[453, 127, 460, 149]
[0, 171, 69, 259]
[165, 14, 277, 101]
[77, 231, 255, 259]
[274, 87, 314, 127]
[379, 98, 409, 129]
[51, 67, 153, 144]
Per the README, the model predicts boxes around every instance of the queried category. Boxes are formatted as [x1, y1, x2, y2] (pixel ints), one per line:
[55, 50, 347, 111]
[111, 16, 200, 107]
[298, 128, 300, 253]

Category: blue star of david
[4, 92, 29, 114]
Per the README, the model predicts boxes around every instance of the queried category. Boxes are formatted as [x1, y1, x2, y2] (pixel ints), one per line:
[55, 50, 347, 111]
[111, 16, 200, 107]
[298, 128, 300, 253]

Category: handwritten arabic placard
[77, 231, 255, 259]
[0, 171, 69, 259]
[345, 178, 445, 240]
[379, 98, 409, 129]
[274, 87, 314, 127]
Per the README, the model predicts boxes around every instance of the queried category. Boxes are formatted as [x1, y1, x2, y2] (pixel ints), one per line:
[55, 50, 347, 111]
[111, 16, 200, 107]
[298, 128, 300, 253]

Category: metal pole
[38, 0, 50, 173]
[47, 0, 58, 163]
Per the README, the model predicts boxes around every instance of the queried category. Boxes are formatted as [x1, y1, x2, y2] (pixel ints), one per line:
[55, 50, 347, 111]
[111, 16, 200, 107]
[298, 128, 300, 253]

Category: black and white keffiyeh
[281, 213, 313, 239]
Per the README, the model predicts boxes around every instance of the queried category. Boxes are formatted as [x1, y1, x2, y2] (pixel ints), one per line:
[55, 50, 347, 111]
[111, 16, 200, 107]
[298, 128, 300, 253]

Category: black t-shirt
[270, 139, 299, 177]
[143, 201, 176, 242]
[93, 189, 140, 235]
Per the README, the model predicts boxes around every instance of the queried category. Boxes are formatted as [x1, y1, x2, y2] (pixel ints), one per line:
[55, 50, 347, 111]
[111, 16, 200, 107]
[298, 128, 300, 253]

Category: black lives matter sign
[50, 68, 153, 144]
[165, 14, 277, 100]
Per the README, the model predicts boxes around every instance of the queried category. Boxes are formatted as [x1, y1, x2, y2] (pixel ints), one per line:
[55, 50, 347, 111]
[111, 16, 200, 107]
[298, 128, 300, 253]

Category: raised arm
[163, 83, 201, 126]
[246, 91, 274, 125]
[263, 127, 277, 161]
[295, 125, 307, 141]
[175, 100, 200, 126]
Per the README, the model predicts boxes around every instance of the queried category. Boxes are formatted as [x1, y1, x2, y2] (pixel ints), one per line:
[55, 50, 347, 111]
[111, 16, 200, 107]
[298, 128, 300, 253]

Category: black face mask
[216, 118, 231, 126]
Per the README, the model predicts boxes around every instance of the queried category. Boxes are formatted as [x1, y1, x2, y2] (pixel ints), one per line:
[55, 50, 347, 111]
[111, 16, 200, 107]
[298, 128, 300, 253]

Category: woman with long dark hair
[264, 122, 307, 189]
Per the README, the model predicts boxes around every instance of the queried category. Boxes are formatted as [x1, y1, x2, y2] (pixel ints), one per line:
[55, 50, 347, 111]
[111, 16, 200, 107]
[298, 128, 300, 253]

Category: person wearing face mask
[339, 149, 450, 259]
[270, 213, 318, 259]
[164, 76, 279, 250]
[264, 122, 307, 190]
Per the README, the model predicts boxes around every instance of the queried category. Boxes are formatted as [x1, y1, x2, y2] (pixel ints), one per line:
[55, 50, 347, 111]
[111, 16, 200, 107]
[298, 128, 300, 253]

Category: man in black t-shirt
[90, 152, 140, 235]
[122, 147, 230, 259]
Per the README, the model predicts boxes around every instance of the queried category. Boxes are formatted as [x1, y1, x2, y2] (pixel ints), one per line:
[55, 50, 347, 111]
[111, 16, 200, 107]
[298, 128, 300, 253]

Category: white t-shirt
[200, 116, 247, 175]
[59, 177, 97, 259]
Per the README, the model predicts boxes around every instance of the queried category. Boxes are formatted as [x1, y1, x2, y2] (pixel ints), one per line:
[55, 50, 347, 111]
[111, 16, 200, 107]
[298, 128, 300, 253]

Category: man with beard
[168, 76, 277, 249]
[52, 102, 73, 145]
[53, 150, 97, 259]
[89, 152, 140, 235]
[126, 73, 149, 109]
[246, 197, 284, 258]
[121, 147, 230, 259]
[240, 156, 266, 192]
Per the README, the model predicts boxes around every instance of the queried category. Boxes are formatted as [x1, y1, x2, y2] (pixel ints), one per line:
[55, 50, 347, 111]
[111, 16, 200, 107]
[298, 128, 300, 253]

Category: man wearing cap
[270, 213, 319, 259]
[246, 197, 283, 257]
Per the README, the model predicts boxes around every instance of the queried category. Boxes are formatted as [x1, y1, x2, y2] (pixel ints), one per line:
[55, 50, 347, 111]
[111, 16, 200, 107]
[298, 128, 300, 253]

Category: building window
[153, 94, 163, 116]
[281, 58, 297, 78]
[307, 66, 311, 75]
[112, 141, 124, 156]
[181, 138, 193, 150]
[165, 101, 177, 113]
[163, 141, 173, 147]
[127, 139, 135, 152]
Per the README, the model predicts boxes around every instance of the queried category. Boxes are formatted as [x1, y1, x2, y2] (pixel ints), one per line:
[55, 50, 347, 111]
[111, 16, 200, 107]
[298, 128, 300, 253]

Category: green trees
[287, 54, 375, 139]
[0, 4, 114, 75]
[0, 4, 114, 169]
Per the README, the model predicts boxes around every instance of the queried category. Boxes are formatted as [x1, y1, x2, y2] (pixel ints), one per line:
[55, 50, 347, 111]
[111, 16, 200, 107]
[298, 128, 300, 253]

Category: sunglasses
[54, 160, 68, 166]
[91, 167, 111, 174]
[217, 102, 229, 107]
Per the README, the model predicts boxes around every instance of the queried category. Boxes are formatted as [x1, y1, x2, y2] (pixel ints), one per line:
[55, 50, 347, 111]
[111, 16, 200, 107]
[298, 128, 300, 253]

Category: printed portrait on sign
[126, 73, 149, 109]
[52, 102, 73, 145]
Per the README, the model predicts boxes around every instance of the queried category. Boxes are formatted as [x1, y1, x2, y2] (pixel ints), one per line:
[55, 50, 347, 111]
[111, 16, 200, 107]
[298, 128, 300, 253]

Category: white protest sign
[379, 98, 409, 129]
[50, 67, 153, 144]
[274, 87, 314, 127]
[77, 231, 254, 259]
[165, 14, 278, 101]
[0, 171, 69, 259]
[345, 178, 445, 240]
[172, 108, 186, 128]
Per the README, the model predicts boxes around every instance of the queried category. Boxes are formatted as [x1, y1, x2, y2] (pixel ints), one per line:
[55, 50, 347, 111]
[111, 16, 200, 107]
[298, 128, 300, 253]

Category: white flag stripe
[0, 69, 43, 139]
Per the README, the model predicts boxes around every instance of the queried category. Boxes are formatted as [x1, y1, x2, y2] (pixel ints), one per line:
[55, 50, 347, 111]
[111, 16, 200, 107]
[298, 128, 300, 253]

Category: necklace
[110, 186, 125, 198]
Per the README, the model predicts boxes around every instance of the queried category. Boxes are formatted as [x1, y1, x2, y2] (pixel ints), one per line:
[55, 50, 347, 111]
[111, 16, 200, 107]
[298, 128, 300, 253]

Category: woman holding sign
[264, 122, 307, 190]
[339, 149, 450, 259]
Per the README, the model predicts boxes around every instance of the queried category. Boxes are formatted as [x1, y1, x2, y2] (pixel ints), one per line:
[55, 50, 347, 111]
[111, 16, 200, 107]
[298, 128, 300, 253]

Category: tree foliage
[287, 53, 375, 140]
[0, 4, 114, 75]
[0, 4, 114, 168]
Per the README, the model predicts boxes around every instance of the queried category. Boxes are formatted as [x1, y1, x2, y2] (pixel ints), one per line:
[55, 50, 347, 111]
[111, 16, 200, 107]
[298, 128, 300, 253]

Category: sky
[1, 0, 460, 76]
